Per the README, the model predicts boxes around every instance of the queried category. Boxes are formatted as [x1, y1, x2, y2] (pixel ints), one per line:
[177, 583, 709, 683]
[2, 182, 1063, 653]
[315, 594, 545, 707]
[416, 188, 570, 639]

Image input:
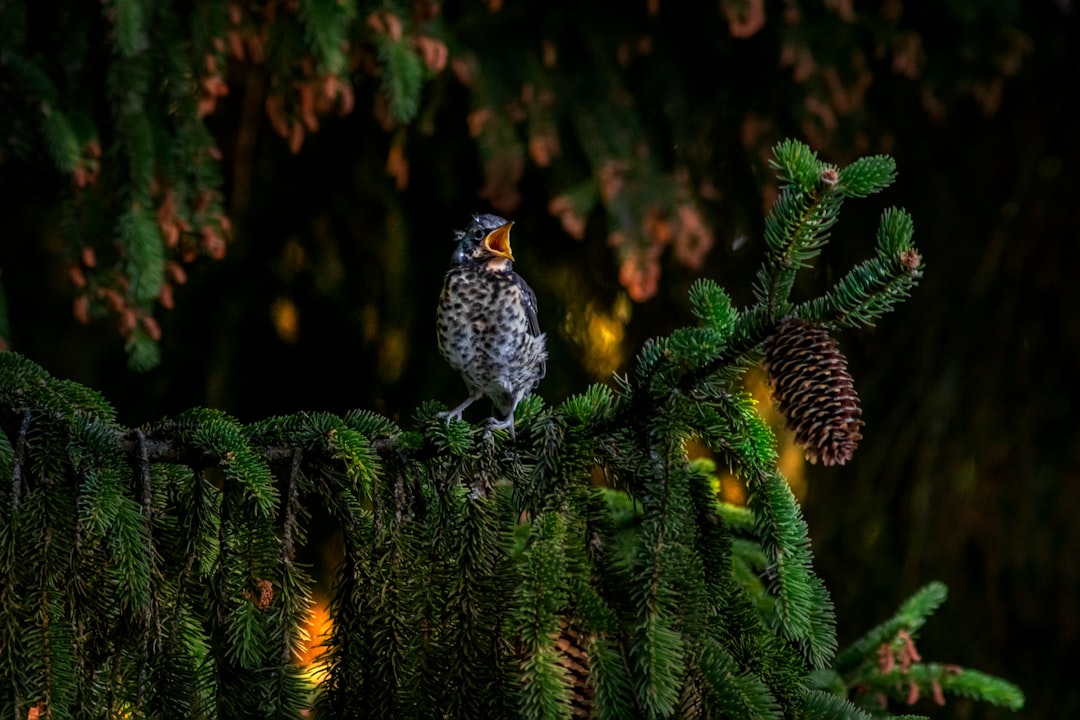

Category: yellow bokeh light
[564, 294, 632, 379]
[271, 297, 300, 344]
[298, 590, 333, 685]
[744, 366, 807, 500]
[682, 368, 808, 507]
[378, 327, 408, 383]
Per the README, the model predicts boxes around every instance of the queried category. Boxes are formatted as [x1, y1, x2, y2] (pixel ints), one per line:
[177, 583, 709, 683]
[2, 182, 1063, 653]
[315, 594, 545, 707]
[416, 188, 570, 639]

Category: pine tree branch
[0, 407, 417, 479]
[10, 409, 30, 511]
[0, 140, 1027, 719]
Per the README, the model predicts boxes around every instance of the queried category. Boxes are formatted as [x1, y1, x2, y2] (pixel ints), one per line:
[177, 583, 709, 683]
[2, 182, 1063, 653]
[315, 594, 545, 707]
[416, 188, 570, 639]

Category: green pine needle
[111, 0, 149, 57]
[380, 36, 425, 123]
[327, 425, 378, 501]
[799, 687, 875, 720]
[561, 383, 615, 425]
[342, 408, 400, 437]
[769, 139, 822, 190]
[688, 278, 738, 333]
[299, 0, 357, 76]
[866, 663, 1025, 712]
[876, 207, 917, 257]
[632, 613, 685, 717]
[833, 581, 948, 674]
[837, 155, 897, 198]
[119, 204, 165, 305]
[41, 108, 81, 174]
[698, 639, 783, 719]
[941, 666, 1025, 710]
[591, 637, 635, 720]
[226, 601, 270, 670]
[125, 324, 162, 372]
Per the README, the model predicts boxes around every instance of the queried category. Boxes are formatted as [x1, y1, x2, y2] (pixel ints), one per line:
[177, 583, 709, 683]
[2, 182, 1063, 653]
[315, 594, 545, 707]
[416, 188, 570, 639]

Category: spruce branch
[41, 108, 82, 174]
[299, 0, 358, 76]
[833, 581, 948, 675]
[799, 208, 922, 330]
[858, 663, 1025, 712]
[0, 143, 1026, 719]
[753, 140, 902, 325]
[379, 34, 425, 123]
[798, 687, 876, 720]
[836, 154, 898, 198]
[830, 582, 1024, 713]
[10, 410, 30, 510]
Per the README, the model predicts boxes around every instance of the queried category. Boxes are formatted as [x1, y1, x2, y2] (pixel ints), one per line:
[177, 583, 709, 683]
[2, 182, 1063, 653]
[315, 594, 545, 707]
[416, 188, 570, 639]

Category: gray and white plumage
[436, 214, 547, 439]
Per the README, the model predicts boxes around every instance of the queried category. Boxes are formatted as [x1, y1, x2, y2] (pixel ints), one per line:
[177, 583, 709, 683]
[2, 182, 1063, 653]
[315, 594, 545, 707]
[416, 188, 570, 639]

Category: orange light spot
[297, 592, 333, 684]
[271, 297, 300, 344]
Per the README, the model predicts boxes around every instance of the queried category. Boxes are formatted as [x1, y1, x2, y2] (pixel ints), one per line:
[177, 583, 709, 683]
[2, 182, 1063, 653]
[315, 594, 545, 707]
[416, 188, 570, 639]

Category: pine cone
[763, 318, 863, 466]
[554, 619, 593, 718]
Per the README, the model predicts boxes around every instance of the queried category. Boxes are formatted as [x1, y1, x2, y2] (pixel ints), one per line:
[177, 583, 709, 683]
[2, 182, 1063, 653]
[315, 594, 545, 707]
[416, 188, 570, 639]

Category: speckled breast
[437, 266, 546, 410]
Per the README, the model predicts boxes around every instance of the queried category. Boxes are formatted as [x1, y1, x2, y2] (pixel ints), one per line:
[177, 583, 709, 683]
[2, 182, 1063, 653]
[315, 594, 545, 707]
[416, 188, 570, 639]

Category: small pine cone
[554, 619, 593, 718]
[763, 318, 863, 466]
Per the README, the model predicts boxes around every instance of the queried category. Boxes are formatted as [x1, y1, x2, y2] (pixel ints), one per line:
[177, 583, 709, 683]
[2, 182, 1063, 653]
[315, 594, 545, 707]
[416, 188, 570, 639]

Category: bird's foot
[485, 415, 516, 441]
[436, 408, 464, 423]
[438, 395, 481, 425]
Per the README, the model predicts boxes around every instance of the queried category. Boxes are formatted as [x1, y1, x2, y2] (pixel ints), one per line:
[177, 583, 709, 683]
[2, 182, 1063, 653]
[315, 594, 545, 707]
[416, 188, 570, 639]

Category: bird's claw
[485, 416, 516, 442]
[439, 395, 481, 426]
[437, 409, 464, 424]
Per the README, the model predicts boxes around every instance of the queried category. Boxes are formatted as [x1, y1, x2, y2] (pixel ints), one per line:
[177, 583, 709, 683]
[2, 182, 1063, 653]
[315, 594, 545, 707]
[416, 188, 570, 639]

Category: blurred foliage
[1, 1, 1078, 718]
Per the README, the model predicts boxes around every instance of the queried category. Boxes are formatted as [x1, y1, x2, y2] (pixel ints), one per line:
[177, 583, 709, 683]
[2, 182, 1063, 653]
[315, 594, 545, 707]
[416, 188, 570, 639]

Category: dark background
[2, 2, 1078, 717]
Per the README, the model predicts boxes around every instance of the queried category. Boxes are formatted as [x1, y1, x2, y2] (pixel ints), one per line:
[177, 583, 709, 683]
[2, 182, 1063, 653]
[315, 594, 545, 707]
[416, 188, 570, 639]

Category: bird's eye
[472, 229, 485, 241]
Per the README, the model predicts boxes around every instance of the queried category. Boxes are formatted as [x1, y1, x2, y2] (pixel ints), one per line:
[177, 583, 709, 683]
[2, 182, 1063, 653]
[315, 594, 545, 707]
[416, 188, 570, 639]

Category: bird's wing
[515, 273, 546, 380]
[517, 274, 541, 338]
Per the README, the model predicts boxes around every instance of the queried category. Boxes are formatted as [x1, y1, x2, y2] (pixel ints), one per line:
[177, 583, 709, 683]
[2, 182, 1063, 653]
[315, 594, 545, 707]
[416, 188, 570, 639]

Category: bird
[436, 214, 547, 440]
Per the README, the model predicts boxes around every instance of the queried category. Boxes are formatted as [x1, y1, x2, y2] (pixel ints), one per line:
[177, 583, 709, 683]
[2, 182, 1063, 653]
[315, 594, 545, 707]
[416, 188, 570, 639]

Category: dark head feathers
[453, 214, 510, 241]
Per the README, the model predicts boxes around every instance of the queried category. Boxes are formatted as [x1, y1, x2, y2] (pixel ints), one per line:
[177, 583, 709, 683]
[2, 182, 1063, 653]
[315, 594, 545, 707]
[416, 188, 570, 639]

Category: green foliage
[837, 155, 898, 198]
[801, 207, 922, 329]
[299, 0, 358, 76]
[125, 324, 162, 372]
[799, 688, 877, 720]
[756, 142, 900, 325]
[821, 581, 1025, 714]
[833, 582, 948, 674]
[513, 510, 571, 719]
[770, 139, 825, 190]
[876, 207, 917, 257]
[110, 0, 149, 57]
[379, 35, 426, 123]
[0, 144, 1024, 718]
[119, 203, 165, 304]
[560, 383, 615, 426]
[41, 108, 81, 173]
[3, 0, 399, 369]
[688, 278, 738, 334]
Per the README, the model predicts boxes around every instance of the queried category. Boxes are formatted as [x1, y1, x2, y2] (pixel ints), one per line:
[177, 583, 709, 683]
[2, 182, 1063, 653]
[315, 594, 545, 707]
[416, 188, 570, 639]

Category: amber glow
[745, 367, 807, 500]
[298, 590, 333, 684]
[562, 294, 632, 379]
[689, 368, 807, 506]
[719, 472, 748, 506]
[271, 297, 300, 343]
[377, 327, 408, 383]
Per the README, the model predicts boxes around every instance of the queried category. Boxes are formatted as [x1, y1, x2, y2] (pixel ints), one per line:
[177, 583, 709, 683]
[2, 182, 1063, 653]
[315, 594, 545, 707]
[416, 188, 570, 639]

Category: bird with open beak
[436, 214, 547, 439]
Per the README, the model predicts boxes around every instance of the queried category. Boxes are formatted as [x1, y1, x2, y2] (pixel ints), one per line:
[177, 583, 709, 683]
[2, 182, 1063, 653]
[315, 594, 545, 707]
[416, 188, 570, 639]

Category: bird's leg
[439, 392, 482, 423]
[485, 412, 516, 441]
[485, 392, 522, 441]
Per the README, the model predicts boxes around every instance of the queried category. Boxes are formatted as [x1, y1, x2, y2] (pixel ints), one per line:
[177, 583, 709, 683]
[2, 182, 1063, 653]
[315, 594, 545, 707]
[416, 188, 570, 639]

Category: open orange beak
[483, 222, 514, 261]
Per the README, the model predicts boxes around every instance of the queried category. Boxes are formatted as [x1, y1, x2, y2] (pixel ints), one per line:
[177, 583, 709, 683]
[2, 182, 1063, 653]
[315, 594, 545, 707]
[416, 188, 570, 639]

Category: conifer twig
[10, 410, 31, 511]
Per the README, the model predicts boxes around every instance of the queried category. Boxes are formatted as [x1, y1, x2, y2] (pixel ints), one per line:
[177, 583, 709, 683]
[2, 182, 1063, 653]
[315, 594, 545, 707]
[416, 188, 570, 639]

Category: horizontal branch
[0, 405, 409, 476]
